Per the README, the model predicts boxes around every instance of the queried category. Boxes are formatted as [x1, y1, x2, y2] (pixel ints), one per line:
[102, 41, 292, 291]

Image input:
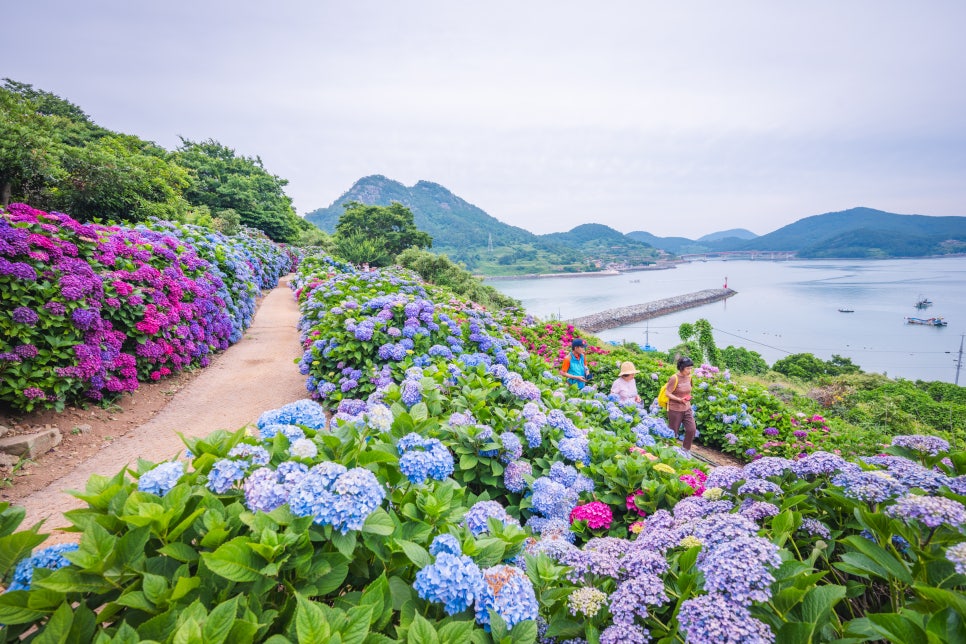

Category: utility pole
[956, 334, 964, 386]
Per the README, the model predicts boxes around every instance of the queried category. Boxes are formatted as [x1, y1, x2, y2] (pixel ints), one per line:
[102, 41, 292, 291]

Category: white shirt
[610, 376, 639, 404]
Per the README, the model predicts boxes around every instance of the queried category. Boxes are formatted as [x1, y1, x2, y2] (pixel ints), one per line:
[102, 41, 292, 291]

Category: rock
[0, 428, 63, 459]
[0, 453, 18, 468]
[0, 424, 10, 438]
[73, 424, 93, 435]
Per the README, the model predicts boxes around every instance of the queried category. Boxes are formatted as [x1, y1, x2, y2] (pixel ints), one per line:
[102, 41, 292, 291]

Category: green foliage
[773, 353, 863, 381]
[674, 319, 720, 366]
[720, 345, 769, 375]
[396, 248, 519, 310]
[334, 202, 432, 267]
[173, 139, 302, 242]
[0, 79, 301, 242]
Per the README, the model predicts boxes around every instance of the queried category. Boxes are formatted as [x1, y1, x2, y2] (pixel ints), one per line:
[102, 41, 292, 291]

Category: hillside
[305, 176, 661, 274]
[741, 207, 966, 256]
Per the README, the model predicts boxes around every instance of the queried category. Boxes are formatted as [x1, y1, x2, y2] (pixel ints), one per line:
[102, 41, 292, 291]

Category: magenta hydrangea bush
[0, 204, 292, 410]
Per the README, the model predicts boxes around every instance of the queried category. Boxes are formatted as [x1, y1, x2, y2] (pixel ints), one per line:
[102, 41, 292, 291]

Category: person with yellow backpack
[662, 356, 696, 454]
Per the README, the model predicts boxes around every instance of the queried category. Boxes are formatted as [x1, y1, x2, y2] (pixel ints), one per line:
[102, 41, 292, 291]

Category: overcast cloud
[6, 1, 965, 238]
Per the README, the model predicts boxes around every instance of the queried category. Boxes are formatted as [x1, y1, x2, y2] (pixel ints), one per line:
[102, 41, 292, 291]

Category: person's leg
[681, 409, 697, 450]
[667, 410, 683, 438]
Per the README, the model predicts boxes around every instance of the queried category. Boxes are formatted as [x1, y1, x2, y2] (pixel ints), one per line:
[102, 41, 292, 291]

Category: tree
[720, 345, 769, 375]
[334, 201, 432, 266]
[0, 87, 62, 206]
[173, 139, 301, 242]
[675, 319, 721, 365]
[50, 134, 190, 223]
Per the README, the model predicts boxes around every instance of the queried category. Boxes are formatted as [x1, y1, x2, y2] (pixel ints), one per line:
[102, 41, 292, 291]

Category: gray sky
[7, 1, 966, 238]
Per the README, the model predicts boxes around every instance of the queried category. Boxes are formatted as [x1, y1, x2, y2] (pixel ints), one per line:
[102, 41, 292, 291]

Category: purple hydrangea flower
[678, 594, 775, 644]
[886, 494, 966, 529]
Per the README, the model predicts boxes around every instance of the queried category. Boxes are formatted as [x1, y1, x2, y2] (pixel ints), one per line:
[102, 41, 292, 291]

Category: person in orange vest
[560, 338, 590, 389]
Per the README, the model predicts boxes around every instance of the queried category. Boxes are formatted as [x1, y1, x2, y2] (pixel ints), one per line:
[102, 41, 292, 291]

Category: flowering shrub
[1, 256, 965, 643]
[0, 205, 292, 410]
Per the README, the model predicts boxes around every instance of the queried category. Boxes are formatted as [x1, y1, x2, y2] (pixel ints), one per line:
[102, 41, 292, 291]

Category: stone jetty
[569, 288, 737, 332]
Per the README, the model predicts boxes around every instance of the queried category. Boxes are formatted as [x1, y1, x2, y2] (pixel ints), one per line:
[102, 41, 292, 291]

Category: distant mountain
[626, 231, 715, 255]
[739, 207, 966, 257]
[304, 175, 541, 250]
[541, 223, 659, 265]
[697, 228, 757, 242]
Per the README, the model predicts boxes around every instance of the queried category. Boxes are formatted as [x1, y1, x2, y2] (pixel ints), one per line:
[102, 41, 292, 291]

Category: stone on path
[0, 428, 62, 459]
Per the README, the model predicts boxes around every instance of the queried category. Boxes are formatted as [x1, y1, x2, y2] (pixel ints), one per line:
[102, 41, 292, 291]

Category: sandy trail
[18, 278, 307, 534]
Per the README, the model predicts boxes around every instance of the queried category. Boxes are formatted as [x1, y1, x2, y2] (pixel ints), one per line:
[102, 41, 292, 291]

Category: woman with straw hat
[610, 361, 641, 404]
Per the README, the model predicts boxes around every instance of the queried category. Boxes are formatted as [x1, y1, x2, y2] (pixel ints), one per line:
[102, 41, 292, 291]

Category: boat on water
[838, 308, 854, 313]
[906, 316, 947, 327]
[916, 296, 933, 309]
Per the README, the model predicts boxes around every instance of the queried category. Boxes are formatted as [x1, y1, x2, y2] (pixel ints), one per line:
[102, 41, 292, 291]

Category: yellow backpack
[658, 375, 677, 410]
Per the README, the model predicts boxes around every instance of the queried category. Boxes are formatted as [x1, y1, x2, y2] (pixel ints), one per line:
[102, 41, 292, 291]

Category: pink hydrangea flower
[569, 501, 613, 530]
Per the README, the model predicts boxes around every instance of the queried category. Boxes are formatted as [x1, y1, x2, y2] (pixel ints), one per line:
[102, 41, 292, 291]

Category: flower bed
[1, 256, 963, 642]
[0, 205, 293, 410]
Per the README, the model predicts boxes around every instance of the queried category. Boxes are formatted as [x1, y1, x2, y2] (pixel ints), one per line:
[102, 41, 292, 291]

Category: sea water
[489, 257, 966, 384]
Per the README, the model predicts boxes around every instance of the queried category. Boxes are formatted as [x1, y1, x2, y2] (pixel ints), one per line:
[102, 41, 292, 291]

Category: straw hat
[618, 361, 638, 376]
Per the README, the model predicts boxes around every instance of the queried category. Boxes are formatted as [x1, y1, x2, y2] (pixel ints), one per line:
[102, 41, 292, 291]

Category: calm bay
[489, 257, 966, 384]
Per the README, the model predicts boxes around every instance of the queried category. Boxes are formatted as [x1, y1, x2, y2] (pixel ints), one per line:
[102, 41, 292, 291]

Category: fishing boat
[905, 316, 947, 327]
[838, 308, 854, 313]
[915, 296, 932, 309]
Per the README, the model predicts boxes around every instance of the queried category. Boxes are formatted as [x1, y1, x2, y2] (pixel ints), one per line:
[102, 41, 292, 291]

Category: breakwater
[568, 288, 737, 332]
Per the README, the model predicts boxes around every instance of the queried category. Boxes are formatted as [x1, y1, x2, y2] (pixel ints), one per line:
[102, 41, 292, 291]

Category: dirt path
[14, 278, 307, 535]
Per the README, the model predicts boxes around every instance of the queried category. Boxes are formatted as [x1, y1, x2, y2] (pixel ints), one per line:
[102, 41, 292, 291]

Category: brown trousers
[667, 407, 696, 450]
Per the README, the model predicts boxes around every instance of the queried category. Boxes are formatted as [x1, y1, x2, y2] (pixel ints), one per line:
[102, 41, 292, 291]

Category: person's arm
[560, 354, 572, 379]
[610, 378, 621, 396]
[665, 375, 684, 403]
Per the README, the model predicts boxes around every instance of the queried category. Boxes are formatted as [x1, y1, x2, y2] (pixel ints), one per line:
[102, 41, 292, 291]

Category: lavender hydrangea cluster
[397, 433, 455, 484]
[891, 434, 950, 457]
[678, 594, 775, 644]
[886, 494, 966, 529]
[463, 500, 520, 536]
[831, 470, 907, 504]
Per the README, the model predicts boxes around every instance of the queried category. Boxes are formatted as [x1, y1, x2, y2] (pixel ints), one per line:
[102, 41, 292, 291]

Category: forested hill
[305, 176, 661, 273]
[631, 208, 966, 257]
[305, 175, 541, 251]
[739, 207, 966, 257]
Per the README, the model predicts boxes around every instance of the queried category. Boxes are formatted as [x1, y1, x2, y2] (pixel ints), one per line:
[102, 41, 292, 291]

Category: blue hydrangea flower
[228, 443, 272, 465]
[257, 399, 328, 430]
[499, 432, 523, 464]
[414, 551, 484, 615]
[400, 379, 422, 406]
[244, 467, 290, 512]
[7, 543, 79, 592]
[463, 500, 520, 536]
[559, 436, 590, 466]
[503, 460, 532, 493]
[429, 534, 463, 557]
[397, 434, 455, 484]
[207, 458, 248, 493]
[475, 564, 538, 630]
[138, 461, 184, 496]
